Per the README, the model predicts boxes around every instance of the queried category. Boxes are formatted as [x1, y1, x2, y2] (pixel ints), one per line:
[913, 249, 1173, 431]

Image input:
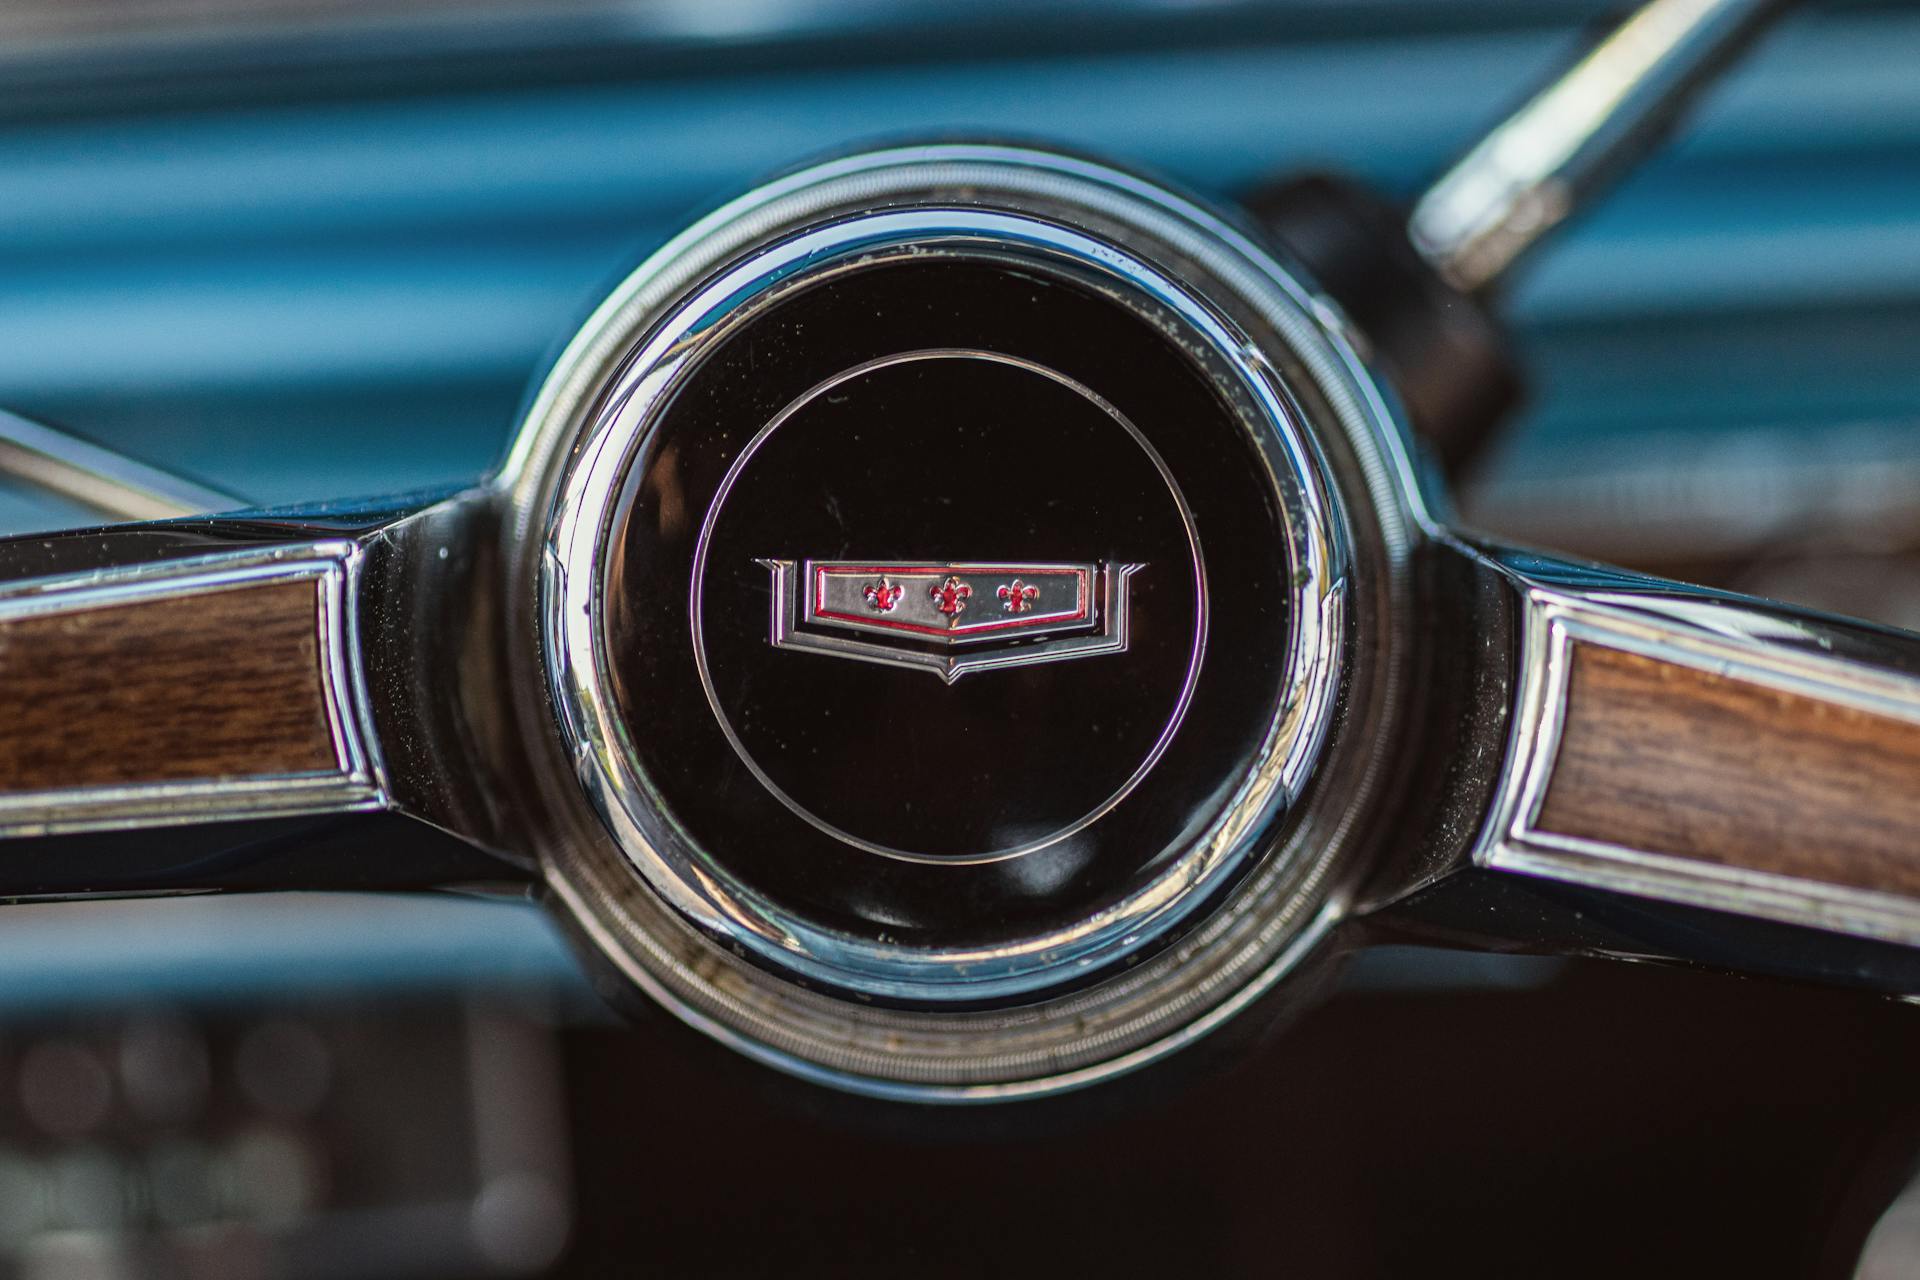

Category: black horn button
[597, 257, 1299, 978]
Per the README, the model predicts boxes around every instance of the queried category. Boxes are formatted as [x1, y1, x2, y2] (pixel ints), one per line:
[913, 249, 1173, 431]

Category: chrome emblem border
[758, 558, 1143, 683]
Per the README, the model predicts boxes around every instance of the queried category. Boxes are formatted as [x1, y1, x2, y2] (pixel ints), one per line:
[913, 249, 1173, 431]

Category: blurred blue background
[0, 0, 1916, 524]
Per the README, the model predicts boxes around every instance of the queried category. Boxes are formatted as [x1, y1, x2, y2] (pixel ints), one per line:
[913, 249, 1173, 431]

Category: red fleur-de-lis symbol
[929, 575, 972, 621]
[998, 579, 1039, 614]
[862, 578, 903, 612]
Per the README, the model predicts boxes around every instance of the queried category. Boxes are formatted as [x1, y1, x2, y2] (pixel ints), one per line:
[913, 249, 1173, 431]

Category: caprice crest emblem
[757, 560, 1143, 684]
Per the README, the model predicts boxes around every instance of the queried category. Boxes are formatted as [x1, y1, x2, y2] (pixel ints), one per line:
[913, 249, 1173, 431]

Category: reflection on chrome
[1409, 0, 1789, 292]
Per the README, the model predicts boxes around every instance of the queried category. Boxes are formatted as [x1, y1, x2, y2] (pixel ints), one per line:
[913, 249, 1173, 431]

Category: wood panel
[1537, 643, 1920, 898]
[0, 578, 340, 791]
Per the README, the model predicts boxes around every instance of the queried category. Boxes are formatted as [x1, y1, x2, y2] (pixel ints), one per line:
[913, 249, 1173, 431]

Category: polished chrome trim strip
[1476, 584, 1920, 945]
[0, 542, 387, 837]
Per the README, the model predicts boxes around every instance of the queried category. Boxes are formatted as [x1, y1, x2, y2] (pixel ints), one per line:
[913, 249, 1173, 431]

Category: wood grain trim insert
[1537, 642, 1920, 899]
[0, 543, 382, 836]
[0, 577, 340, 791]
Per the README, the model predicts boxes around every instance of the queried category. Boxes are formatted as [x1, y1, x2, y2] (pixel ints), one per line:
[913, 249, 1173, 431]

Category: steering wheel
[6, 0, 1888, 1103]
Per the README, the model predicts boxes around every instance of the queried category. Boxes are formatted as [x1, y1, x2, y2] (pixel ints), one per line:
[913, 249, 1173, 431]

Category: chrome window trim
[0, 541, 387, 837]
[1475, 576, 1920, 946]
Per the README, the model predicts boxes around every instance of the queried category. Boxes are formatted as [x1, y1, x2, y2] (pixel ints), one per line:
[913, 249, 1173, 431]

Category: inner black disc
[598, 257, 1296, 955]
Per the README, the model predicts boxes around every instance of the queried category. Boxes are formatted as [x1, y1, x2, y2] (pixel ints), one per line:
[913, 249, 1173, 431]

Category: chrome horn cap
[504, 145, 1419, 1098]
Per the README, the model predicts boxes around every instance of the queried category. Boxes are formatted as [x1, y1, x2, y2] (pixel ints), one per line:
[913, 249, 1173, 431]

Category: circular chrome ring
[544, 208, 1338, 1001]
[506, 144, 1427, 1096]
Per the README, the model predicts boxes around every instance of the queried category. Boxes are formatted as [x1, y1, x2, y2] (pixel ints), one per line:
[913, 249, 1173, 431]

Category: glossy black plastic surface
[697, 352, 1200, 860]
[600, 258, 1300, 954]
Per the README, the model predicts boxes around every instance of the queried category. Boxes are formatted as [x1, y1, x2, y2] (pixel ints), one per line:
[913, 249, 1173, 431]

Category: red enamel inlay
[811, 565, 1092, 639]
[929, 576, 973, 618]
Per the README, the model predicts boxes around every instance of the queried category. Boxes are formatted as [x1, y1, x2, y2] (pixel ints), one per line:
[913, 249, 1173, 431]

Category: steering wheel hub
[513, 147, 1411, 1095]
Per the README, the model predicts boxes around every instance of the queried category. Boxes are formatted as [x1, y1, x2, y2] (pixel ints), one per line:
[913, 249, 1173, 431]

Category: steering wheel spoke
[1374, 541, 1920, 991]
[0, 486, 527, 897]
